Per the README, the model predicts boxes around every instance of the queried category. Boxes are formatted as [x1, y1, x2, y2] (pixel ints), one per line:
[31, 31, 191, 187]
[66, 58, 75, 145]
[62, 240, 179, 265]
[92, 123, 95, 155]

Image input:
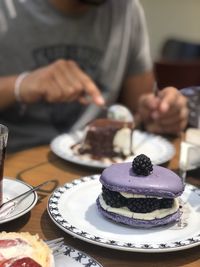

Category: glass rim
[0, 124, 9, 136]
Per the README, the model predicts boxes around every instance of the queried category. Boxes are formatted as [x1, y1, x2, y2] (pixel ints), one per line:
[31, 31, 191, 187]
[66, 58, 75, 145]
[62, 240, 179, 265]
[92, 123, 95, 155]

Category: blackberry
[127, 198, 160, 213]
[160, 198, 174, 209]
[102, 186, 126, 208]
[132, 154, 153, 176]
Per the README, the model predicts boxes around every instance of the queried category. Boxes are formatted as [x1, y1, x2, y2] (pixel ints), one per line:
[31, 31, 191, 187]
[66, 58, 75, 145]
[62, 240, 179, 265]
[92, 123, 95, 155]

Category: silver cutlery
[0, 179, 54, 215]
[46, 237, 65, 257]
[153, 81, 159, 96]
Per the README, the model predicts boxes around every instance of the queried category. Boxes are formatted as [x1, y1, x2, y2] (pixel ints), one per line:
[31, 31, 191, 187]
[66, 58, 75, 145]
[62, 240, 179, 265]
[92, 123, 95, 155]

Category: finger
[156, 95, 188, 122]
[78, 95, 90, 105]
[139, 93, 160, 110]
[138, 94, 160, 120]
[160, 107, 189, 129]
[70, 62, 105, 106]
[158, 87, 179, 113]
[44, 67, 81, 103]
[147, 109, 188, 134]
[43, 78, 63, 103]
[53, 61, 82, 101]
[152, 88, 188, 119]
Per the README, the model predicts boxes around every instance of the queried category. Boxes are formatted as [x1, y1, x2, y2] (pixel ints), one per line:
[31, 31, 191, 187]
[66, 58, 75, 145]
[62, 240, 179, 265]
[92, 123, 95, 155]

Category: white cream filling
[120, 192, 162, 199]
[0, 243, 33, 259]
[113, 128, 132, 156]
[0, 240, 54, 267]
[99, 194, 179, 220]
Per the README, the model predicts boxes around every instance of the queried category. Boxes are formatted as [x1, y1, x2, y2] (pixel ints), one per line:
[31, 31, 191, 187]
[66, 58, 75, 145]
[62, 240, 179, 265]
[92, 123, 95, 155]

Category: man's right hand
[19, 59, 105, 106]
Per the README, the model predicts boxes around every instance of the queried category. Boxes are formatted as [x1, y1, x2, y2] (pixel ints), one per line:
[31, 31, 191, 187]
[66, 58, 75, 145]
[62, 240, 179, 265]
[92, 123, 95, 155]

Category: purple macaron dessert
[96, 154, 185, 228]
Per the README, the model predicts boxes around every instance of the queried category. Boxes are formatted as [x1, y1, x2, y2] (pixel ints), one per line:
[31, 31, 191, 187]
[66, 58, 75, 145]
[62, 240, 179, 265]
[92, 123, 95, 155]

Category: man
[0, 0, 188, 152]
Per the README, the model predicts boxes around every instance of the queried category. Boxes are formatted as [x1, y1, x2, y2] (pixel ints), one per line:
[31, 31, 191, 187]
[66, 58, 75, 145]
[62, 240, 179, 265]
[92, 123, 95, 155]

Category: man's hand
[138, 87, 189, 134]
[18, 59, 105, 106]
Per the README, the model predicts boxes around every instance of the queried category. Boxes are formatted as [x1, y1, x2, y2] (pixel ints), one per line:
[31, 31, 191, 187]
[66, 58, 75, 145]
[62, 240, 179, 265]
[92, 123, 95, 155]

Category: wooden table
[1, 137, 200, 267]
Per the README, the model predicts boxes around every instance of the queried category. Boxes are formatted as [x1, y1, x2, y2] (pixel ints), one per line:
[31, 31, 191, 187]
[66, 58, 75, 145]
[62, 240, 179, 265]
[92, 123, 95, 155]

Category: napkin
[185, 128, 200, 146]
[179, 128, 200, 171]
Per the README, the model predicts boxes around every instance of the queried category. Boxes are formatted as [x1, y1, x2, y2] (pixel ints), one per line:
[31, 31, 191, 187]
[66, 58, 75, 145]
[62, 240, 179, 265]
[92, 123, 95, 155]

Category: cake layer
[100, 162, 184, 198]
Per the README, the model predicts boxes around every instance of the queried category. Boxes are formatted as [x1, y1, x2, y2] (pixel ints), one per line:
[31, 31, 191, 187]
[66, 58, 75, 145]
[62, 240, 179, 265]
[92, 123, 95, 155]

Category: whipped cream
[113, 128, 132, 156]
[99, 194, 179, 220]
[107, 104, 134, 122]
[0, 233, 53, 267]
[0, 241, 32, 260]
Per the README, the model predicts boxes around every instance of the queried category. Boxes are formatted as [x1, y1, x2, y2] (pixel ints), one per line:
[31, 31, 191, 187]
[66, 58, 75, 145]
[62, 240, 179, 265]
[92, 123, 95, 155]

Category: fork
[0, 180, 56, 221]
[46, 237, 65, 257]
[0, 180, 54, 211]
[153, 81, 159, 97]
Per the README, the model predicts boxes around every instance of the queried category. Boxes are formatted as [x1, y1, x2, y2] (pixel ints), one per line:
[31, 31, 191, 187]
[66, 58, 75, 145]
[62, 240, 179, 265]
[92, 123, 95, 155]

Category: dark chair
[161, 38, 200, 60]
[154, 60, 200, 89]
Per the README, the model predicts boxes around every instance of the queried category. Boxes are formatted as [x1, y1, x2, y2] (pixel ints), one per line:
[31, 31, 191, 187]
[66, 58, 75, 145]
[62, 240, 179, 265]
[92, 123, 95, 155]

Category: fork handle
[0, 180, 54, 209]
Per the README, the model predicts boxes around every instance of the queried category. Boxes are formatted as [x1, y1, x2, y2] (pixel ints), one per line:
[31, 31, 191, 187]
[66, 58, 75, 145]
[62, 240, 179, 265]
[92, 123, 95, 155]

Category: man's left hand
[138, 87, 189, 134]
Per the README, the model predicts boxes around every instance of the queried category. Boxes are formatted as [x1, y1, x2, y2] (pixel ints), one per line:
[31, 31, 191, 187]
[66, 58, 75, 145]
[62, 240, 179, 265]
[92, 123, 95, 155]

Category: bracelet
[14, 72, 30, 102]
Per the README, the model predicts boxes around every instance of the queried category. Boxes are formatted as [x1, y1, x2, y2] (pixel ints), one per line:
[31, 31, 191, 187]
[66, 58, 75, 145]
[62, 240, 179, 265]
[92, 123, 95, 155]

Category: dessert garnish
[102, 186, 126, 208]
[132, 154, 153, 176]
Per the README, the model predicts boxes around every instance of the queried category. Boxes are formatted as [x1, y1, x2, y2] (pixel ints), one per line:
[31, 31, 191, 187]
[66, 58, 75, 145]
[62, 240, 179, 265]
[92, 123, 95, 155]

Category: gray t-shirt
[0, 0, 152, 152]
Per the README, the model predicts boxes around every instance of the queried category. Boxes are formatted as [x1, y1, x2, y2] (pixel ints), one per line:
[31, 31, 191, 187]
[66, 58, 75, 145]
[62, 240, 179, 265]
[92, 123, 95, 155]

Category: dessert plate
[0, 178, 38, 224]
[55, 243, 102, 267]
[48, 175, 200, 253]
[50, 130, 175, 168]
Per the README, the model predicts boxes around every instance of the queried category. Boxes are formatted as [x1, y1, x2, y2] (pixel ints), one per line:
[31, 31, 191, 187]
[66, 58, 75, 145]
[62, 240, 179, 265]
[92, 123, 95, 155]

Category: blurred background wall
[140, 0, 200, 60]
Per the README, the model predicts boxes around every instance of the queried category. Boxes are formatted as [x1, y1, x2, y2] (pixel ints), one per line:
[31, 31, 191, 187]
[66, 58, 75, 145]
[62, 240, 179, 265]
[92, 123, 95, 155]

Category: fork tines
[46, 237, 65, 256]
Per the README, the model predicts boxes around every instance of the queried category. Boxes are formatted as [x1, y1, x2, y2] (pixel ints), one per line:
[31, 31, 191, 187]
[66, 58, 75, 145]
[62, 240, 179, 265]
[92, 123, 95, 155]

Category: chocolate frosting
[100, 162, 184, 198]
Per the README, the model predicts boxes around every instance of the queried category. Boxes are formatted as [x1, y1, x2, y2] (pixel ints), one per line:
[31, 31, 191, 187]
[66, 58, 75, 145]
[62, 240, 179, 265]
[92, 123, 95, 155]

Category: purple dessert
[97, 154, 184, 228]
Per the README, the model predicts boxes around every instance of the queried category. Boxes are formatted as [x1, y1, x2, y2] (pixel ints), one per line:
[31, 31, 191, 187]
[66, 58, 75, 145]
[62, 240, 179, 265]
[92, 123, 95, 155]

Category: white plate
[55, 244, 102, 267]
[48, 175, 200, 253]
[50, 130, 175, 168]
[0, 178, 38, 224]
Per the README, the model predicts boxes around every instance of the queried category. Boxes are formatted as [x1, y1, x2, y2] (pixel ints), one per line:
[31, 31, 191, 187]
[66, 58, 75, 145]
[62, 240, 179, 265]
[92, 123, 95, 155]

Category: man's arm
[119, 71, 154, 114]
[0, 76, 18, 110]
[0, 59, 105, 111]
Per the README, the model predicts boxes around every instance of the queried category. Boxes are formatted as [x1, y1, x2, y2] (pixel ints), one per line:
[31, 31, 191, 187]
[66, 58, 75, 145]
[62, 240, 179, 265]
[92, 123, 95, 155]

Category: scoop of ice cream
[107, 104, 134, 122]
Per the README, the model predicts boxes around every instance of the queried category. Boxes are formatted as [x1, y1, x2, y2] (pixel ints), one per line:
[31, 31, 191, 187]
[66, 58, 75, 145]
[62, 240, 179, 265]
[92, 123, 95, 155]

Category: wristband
[14, 72, 30, 102]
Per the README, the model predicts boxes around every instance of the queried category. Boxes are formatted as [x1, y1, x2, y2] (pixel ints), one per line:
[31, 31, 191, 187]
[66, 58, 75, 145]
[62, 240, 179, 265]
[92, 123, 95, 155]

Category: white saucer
[50, 130, 175, 169]
[0, 178, 38, 224]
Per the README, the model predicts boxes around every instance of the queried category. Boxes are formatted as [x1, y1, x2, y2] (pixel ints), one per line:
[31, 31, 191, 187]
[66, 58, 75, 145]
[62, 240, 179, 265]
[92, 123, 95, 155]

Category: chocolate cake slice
[78, 118, 134, 159]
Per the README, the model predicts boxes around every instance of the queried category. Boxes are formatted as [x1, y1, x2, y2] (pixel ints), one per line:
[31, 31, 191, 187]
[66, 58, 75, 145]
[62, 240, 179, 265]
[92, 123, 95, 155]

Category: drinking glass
[0, 124, 8, 205]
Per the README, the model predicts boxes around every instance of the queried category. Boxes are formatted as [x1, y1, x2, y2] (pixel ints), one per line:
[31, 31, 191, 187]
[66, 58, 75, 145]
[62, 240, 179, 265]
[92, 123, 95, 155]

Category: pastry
[74, 118, 134, 159]
[0, 232, 54, 267]
[97, 154, 184, 228]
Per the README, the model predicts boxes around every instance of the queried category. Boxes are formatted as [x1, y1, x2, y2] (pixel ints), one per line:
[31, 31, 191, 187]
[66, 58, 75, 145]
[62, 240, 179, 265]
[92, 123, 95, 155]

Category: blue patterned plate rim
[47, 175, 200, 253]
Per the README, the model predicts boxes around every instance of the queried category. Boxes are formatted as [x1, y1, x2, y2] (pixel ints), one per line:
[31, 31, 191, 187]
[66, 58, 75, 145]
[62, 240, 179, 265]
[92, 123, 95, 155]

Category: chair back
[154, 60, 200, 89]
[161, 38, 200, 60]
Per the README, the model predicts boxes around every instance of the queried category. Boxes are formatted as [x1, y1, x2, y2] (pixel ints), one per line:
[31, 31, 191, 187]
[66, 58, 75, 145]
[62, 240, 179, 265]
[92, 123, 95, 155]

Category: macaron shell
[100, 162, 184, 198]
[96, 197, 181, 228]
